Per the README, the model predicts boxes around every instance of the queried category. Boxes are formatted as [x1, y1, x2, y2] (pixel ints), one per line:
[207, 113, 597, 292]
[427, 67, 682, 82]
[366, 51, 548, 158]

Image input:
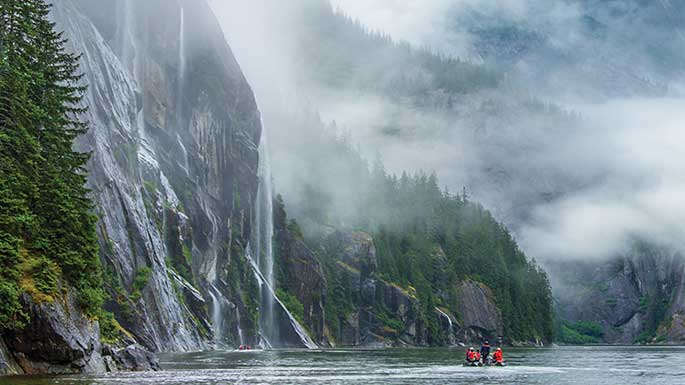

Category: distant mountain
[216, 0, 685, 345]
[442, 0, 685, 101]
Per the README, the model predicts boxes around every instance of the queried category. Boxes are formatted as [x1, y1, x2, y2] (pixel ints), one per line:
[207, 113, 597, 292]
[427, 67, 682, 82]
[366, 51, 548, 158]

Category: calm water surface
[5, 346, 685, 385]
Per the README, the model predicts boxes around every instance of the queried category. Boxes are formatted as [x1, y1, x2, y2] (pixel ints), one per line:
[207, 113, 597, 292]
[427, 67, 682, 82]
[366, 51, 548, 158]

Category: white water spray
[255, 129, 276, 344]
[247, 250, 318, 349]
[208, 284, 223, 346]
[236, 307, 245, 346]
[253, 126, 317, 349]
[176, 6, 190, 174]
[436, 308, 455, 346]
[178, 7, 186, 84]
[116, 0, 134, 73]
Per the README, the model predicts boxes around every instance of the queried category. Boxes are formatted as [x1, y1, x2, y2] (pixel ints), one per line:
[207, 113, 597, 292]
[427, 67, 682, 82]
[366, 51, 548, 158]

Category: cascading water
[253, 127, 317, 349]
[178, 7, 186, 84]
[247, 249, 318, 349]
[235, 307, 245, 346]
[176, 6, 190, 174]
[436, 308, 455, 345]
[255, 130, 276, 345]
[208, 284, 222, 346]
[116, 0, 134, 73]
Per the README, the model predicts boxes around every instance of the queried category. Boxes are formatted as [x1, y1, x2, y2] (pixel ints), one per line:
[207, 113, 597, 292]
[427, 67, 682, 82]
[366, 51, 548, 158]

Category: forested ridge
[275, 108, 554, 343]
[264, 1, 556, 344]
[0, 0, 106, 332]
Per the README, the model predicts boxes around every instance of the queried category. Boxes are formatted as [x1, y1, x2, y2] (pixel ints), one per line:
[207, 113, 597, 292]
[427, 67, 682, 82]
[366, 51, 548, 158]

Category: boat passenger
[466, 347, 477, 362]
[493, 347, 504, 365]
[480, 340, 491, 359]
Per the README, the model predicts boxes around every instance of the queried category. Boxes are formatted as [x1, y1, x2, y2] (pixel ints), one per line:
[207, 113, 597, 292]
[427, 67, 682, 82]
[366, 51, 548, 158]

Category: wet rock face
[312, 229, 511, 346]
[273, 200, 328, 345]
[3, 292, 104, 375]
[50, 0, 263, 353]
[0, 337, 23, 375]
[104, 344, 160, 372]
[454, 280, 503, 340]
[322, 230, 377, 277]
[318, 229, 422, 347]
[554, 246, 685, 344]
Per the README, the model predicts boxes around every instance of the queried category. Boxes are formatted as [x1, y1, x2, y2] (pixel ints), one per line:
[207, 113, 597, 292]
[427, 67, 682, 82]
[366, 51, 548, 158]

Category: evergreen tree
[0, 0, 101, 330]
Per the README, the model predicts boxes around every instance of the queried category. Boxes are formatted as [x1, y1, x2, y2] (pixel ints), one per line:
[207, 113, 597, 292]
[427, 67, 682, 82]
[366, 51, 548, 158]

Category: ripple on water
[6, 347, 685, 385]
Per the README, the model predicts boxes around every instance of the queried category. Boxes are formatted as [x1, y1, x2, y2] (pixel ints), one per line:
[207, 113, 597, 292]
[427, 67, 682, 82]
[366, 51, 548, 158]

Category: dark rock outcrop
[3, 291, 105, 375]
[453, 280, 503, 342]
[0, 337, 23, 376]
[103, 344, 160, 372]
[318, 229, 423, 347]
[0, 286, 158, 376]
[310, 228, 508, 347]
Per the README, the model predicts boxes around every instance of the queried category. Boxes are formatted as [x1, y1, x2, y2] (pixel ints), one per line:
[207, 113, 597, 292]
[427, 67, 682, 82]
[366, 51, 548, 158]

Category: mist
[519, 98, 685, 260]
[208, 0, 685, 263]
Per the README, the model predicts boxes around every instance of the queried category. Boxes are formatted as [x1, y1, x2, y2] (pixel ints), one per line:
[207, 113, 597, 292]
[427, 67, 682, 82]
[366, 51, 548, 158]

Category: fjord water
[6, 346, 685, 385]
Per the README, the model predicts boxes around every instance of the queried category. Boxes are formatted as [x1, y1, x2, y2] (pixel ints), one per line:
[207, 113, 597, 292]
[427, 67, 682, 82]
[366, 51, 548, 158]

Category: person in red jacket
[493, 347, 504, 365]
[466, 347, 476, 362]
[474, 350, 482, 363]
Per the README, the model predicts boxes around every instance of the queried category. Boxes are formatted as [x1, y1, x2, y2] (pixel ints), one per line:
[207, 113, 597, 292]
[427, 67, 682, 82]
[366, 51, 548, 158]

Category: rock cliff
[0, 284, 158, 375]
[57, 0, 263, 352]
[554, 243, 685, 344]
[279, 223, 506, 347]
[2, 0, 266, 374]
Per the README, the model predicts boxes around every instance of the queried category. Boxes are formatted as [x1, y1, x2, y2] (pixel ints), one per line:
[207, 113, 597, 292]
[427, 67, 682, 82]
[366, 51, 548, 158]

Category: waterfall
[176, 6, 189, 174]
[116, 0, 134, 72]
[247, 250, 318, 349]
[253, 127, 317, 349]
[208, 284, 223, 347]
[178, 7, 186, 84]
[255, 130, 276, 344]
[236, 307, 245, 346]
[436, 308, 455, 346]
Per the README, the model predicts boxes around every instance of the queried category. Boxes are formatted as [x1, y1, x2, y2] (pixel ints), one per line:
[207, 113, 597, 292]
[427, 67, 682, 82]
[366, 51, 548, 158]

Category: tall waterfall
[255, 130, 276, 345]
[116, 0, 133, 72]
[178, 8, 186, 84]
[253, 127, 317, 349]
[176, 6, 189, 174]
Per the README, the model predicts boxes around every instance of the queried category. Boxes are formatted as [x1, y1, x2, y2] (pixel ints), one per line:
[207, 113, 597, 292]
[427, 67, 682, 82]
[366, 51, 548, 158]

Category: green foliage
[556, 320, 603, 344]
[0, 280, 25, 329]
[360, 170, 554, 342]
[0, 0, 103, 327]
[131, 267, 152, 301]
[635, 290, 670, 343]
[278, 105, 555, 343]
[98, 311, 120, 343]
[374, 303, 404, 333]
[143, 180, 157, 196]
[276, 288, 305, 327]
[182, 244, 192, 264]
[26, 256, 60, 295]
[322, 264, 356, 341]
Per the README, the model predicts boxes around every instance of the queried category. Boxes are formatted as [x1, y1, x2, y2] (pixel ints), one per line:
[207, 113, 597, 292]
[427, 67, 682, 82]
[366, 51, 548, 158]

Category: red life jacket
[475, 352, 481, 361]
[494, 350, 503, 363]
[467, 351, 476, 361]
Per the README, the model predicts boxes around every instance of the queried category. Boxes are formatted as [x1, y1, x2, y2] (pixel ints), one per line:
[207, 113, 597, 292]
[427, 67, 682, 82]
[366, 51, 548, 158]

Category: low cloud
[209, 0, 685, 264]
[519, 99, 685, 260]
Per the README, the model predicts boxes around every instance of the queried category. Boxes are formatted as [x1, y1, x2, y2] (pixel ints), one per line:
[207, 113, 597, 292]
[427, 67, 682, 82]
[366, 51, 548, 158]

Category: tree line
[0, 0, 103, 330]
